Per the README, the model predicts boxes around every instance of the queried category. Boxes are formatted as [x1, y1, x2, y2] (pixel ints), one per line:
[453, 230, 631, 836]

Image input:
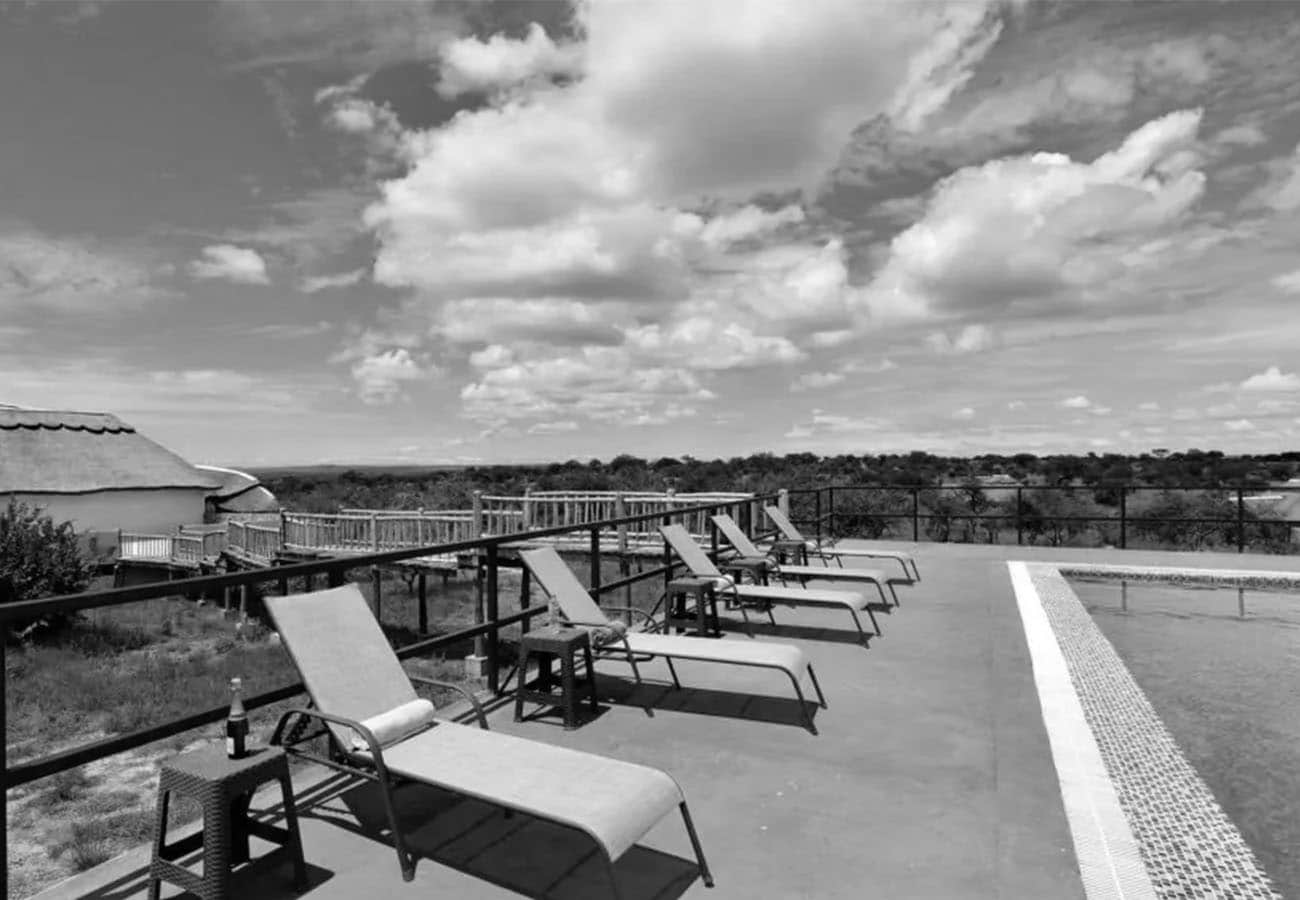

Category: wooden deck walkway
[119, 490, 761, 575]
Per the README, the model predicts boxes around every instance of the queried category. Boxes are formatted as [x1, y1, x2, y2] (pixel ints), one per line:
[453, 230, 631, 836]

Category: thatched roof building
[0, 407, 220, 535]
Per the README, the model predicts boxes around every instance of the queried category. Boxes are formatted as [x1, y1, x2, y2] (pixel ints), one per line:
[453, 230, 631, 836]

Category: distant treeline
[254, 450, 1300, 515]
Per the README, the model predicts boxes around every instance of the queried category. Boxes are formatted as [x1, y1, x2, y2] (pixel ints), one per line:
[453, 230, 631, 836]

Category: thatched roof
[196, 464, 280, 512]
[0, 408, 220, 494]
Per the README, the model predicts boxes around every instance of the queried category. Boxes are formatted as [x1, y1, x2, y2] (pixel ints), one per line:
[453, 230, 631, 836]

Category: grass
[1074, 578, 1300, 898]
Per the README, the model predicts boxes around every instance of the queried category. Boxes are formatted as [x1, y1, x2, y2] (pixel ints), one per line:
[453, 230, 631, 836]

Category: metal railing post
[1016, 487, 1023, 546]
[520, 566, 532, 635]
[1237, 488, 1245, 553]
[1, 576, 9, 900]
[814, 489, 823, 545]
[662, 514, 674, 596]
[417, 572, 428, 634]
[827, 486, 836, 539]
[1119, 489, 1127, 549]
[485, 544, 499, 694]
[912, 488, 920, 542]
[589, 527, 602, 599]
[472, 554, 486, 666]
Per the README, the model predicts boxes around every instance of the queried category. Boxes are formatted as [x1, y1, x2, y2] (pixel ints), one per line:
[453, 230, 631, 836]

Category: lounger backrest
[520, 547, 609, 626]
[265, 585, 419, 748]
[764, 505, 805, 541]
[659, 523, 723, 578]
[709, 514, 764, 558]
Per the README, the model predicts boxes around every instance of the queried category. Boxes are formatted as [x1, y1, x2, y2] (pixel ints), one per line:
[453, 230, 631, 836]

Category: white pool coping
[1009, 562, 1157, 900]
[1009, 560, 1287, 900]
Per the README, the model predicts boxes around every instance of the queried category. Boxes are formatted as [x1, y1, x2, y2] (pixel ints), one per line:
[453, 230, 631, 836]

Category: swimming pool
[1066, 571, 1299, 899]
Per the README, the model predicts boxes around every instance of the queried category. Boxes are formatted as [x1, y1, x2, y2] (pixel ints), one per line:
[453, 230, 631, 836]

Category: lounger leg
[679, 802, 715, 888]
[848, 607, 877, 644]
[376, 777, 416, 881]
[664, 656, 682, 690]
[738, 605, 755, 638]
[621, 644, 642, 685]
[806, 664, 828, 708]
[787, 673, 818, 735]
[604, 855, 627, 900]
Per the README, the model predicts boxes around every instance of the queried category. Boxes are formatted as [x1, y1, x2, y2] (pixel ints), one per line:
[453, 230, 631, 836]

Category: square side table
[149, 745, 306, 900]
[514, 625, 599, 730]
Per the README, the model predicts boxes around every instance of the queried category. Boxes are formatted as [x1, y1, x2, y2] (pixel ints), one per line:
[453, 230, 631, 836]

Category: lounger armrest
[559, 619, 644, 648]
[408, 675, 489, 730]
[597, 605, 657, 629]
[270, 706, 393, 769]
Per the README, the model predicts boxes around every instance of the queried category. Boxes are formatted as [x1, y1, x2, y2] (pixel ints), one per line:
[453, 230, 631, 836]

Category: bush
[1, 500, 96, 638]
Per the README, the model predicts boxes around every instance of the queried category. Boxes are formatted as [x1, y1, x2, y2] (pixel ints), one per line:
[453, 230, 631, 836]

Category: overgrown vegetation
[254, 451, 1300, 555]
[1, 500, 96, 638]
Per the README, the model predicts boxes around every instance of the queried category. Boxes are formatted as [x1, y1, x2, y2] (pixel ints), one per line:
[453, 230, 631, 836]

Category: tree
[1, 500, 96, 637]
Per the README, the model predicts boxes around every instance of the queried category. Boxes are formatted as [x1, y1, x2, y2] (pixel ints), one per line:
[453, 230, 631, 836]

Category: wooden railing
[222, 491, 757, 563]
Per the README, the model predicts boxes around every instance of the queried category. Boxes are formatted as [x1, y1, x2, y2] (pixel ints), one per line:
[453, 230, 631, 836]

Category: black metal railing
[0, 491, 779, 898]
[784, 484, 1300, 554]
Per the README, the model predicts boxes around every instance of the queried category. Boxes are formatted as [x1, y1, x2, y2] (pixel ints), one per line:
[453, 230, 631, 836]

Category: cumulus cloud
[791, 371, 846, 393]
[527, 420, 580, 435]
[1061, 395, 1092, 409]
[345, 1, 1020, 424]
[350, 348, 433, 405]
[858, 109, 1207, 321]
[924, 323, 995, 354]
[190, 244, 270, 284]
[437, 22, 583, 98]
[1247, 143, 1300, 213]
[300, 268, 367, 293]
[1271, 269, 1300, 293]
[1241, 366, 1300, 391]
[952, 406, 975, 420]
[1223, 418, 1255, 432]
[0, 225, 167, 312]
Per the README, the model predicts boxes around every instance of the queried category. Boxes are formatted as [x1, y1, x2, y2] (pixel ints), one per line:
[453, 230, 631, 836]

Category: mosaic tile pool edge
[1024, 563, 1283, 900]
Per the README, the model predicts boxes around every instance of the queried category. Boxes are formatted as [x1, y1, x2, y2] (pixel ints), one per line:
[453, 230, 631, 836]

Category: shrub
[1, 501, 97, 639]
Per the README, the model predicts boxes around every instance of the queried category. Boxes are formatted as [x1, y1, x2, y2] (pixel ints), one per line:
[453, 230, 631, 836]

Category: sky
[3, 0, 1300, 467]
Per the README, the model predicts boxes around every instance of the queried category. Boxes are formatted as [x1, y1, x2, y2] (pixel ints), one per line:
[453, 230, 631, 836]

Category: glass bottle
[226, 676, 249, 759]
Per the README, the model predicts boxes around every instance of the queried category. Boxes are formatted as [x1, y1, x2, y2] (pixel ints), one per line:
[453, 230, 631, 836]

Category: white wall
[8, 489, 207, 534]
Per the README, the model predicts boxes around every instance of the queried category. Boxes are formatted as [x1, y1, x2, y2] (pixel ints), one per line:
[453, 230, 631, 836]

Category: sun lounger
[659, 523, 882, 642]
[764, 504, 920, 581]
[520, 547, 827, 733]
[264, 584, 714, 892]
[710, 514, 900, 603]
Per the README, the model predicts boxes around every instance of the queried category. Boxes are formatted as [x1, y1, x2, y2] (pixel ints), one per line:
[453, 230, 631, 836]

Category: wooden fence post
[472, 491, 484, 537]
[778, 488, 789, 518]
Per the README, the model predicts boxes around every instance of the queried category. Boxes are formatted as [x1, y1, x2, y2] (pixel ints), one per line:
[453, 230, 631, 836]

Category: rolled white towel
[351, 698, 436, 752]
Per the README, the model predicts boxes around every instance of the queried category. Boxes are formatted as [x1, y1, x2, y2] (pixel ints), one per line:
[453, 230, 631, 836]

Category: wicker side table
[514, 625, 598, 730]
[666, 577, 721, 637]
[149, 745, 306, 900]
[770, 539, 809, 566]
[718, 556, 771, 586]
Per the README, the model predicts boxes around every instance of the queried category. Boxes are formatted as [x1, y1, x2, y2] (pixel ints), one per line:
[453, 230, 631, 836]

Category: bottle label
[227, 736, 236, 757]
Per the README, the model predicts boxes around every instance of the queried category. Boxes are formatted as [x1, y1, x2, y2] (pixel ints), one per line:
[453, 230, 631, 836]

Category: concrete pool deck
[28, 543, 1300, 900]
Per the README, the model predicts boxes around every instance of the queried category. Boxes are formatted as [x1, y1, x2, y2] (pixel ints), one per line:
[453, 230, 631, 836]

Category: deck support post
[417, 572, 428, 634]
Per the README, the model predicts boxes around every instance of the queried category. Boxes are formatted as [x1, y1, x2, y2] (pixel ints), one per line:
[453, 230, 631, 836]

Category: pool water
[1069, 577, 1300, 898]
